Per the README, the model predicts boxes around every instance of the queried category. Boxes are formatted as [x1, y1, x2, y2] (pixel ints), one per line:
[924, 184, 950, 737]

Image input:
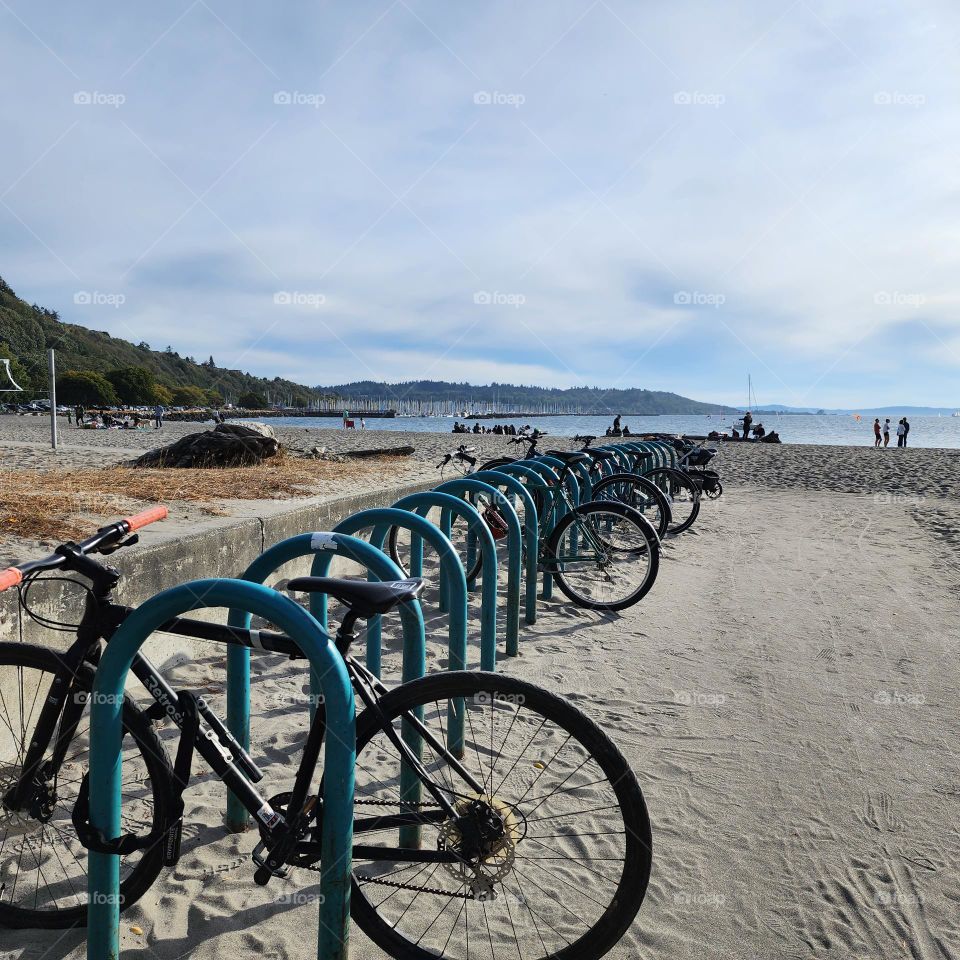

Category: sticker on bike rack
[310, 532, 337, 551]
[248, 629, 264, 650]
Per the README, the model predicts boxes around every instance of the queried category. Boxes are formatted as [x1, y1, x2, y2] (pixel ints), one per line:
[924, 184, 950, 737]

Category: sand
[1, 417, 960, 959]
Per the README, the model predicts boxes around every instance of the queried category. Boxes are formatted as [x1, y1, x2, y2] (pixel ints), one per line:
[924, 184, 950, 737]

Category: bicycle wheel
[0, 643, 172, 929]
[590, 472, 672, 539]
[350, 670, 652, 960]
[546, 502, 659, 610]
[641, 467, 701, 534]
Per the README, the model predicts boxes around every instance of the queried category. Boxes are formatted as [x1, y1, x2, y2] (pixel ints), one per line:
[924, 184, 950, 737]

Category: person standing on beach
[742, 411, 753, 440]
[873, 418, 881, 447]
[883, 418, 891, 446]
[154, 403, 164, 429]
[896, 418, 906, 447]
[903, 417, 910, 446]
[360, 417, 366, 430]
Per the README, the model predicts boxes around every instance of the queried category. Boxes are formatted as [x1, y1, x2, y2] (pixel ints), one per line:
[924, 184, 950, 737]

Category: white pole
[48, 348, 58, 450]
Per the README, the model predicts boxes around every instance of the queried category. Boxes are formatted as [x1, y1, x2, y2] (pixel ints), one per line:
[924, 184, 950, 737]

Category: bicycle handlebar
[124, 506, 169, 531]
[0, 507, 169, 592]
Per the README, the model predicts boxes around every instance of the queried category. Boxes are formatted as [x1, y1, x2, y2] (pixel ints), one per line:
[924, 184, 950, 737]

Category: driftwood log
[134, 423, 281, 468]
[309, 445, 415, 460]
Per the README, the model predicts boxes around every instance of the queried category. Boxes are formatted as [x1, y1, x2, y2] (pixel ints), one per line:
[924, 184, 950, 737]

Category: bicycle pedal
[251, 840, 290, 883]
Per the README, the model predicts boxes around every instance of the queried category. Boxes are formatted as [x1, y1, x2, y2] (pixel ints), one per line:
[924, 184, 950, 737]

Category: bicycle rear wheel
[641, 468, 701, 534]
[350, 670, 652, 960]
[546, 502, 659, 610]
[0, 643, 172, 929]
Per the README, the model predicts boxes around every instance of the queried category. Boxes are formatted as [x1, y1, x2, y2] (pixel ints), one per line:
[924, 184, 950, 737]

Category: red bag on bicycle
[483, 504, 510, 540]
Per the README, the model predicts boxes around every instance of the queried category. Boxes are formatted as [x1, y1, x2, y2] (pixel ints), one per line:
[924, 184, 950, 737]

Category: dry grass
[0, 455, 407, 543]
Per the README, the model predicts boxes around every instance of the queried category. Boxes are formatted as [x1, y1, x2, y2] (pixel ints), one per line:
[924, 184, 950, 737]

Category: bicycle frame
[5, 570, 482, 879]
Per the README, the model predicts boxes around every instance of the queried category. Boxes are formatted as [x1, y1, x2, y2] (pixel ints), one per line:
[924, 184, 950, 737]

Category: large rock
[134, 423, 281, 468]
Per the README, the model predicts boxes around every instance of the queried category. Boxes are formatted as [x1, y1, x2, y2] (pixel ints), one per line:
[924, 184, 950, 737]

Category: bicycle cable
[18, 573, 97, 632]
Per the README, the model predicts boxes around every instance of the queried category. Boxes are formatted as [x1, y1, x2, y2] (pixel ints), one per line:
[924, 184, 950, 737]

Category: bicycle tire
[640, 467, 701, 534]
[349, 670, 652, 960]
[0, 642, 172, 929]
[546, 501, 660, 610]
[590, 472, 672, 539]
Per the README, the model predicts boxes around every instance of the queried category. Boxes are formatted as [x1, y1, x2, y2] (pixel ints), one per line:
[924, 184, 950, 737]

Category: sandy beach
[1, 416, 960, 959]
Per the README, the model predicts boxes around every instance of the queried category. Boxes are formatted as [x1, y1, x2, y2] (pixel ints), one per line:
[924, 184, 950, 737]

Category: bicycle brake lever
[97, 534, 140, 555]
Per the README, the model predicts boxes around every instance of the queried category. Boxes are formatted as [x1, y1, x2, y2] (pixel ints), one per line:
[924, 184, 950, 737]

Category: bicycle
[588, 436, 703, 535]
[0, 511, 652, 959]
[395, 436, 662, 611]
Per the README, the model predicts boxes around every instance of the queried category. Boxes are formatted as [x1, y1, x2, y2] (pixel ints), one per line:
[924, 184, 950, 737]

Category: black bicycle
[0, 512, 652, 959]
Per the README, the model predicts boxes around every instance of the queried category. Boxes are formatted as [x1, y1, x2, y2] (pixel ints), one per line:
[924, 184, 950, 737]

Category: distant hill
[741, 403, 959, 415]
[0, 277, 319, 405]
[316, 380, 734, 415]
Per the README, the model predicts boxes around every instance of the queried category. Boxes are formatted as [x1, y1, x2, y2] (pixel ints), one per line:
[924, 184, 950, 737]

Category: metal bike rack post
[334, 503, 497, 672]
[88, 580, 355, 960]
[470, 470, 538, 629]
[328, 508, 474, 759]
[497, 460, 563, 600]
[226, 532, 424, 833]
[329, 503, 468, 673]
[433, 479, 522, 658]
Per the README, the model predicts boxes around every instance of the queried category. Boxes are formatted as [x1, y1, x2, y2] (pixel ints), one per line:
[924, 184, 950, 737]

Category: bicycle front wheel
[590, 472, 672, 539]
[0, 643, 172, 929]
[350, 670, 652, 960]
[546, 501, 660, 610]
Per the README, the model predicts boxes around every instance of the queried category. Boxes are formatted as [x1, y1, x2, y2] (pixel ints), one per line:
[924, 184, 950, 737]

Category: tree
[106, 366, 159, 405]
[238, 391, 267, 409]
[154, 384, 173, 405]
[56, 371, 118, 406]
[170, 385, 209, 407]
[203, 388, 224, 408]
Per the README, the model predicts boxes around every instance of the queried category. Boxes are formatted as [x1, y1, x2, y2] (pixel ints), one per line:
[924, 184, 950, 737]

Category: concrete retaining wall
[0, 478, 434, 651]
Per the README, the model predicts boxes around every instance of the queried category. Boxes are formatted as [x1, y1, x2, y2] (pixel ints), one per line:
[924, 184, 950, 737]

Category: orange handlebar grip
[123, 506, 169, 532]
[0, 568, 23, 592]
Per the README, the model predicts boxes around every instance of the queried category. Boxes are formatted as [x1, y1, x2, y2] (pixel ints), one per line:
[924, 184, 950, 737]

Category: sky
[1, 0, 959, 408]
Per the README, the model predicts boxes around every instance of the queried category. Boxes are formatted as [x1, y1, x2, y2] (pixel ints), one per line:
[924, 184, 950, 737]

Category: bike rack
[88, 579, 355, 960]
[332, 503, 497, 673]
[470, 470, 539, 629]
[487, 461, 561, 599]
[433, 479, 522, 658]
[225, 532, 425, 833]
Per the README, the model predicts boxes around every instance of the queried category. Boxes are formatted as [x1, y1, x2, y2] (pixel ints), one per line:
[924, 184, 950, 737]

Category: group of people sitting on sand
[605, 415, 633, 437]
[452, 421, 528, 435]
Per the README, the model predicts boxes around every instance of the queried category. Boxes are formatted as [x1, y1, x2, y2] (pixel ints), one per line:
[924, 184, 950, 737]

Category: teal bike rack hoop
[225, 532, 424, 833]
[433, 479, 522, 657]
[333, 503, 497, 672]
[484, 461, 559, 599]
[470, 470, 539, 628]
[88, 579, 355, 960]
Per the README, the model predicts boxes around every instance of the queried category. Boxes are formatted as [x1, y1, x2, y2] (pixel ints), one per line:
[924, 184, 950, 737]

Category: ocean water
[266, 413, 960, 448]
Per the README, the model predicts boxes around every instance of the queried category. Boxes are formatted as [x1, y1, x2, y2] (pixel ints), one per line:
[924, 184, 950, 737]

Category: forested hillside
[0, 277, 318, 406]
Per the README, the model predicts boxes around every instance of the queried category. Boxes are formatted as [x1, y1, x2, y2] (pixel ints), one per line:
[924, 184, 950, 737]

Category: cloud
[1, 0, 959, 404]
